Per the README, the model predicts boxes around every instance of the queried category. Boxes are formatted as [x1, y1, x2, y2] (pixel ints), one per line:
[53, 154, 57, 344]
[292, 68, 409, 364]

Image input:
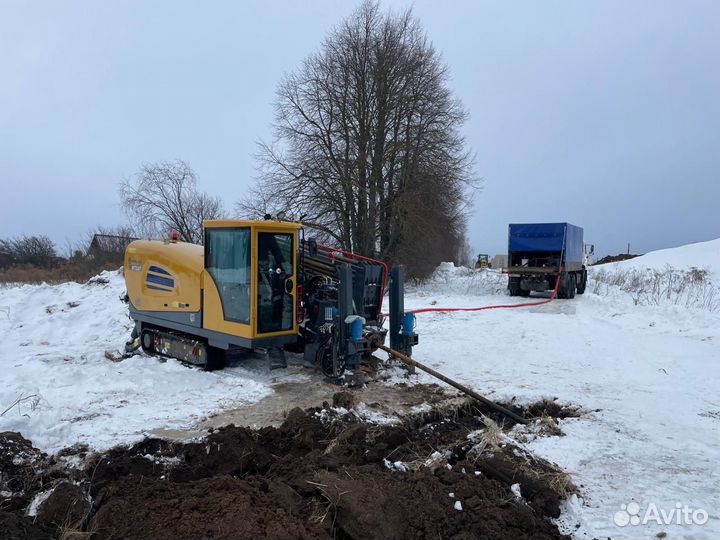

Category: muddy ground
[1, 387, 581, 540]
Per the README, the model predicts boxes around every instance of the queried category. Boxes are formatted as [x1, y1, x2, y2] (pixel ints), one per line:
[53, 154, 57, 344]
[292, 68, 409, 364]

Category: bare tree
[0, 238, 14, 268]
[237, 1, 477, 276]
[61, 237, 85, 261]
[120, 160, 223, 244]
[2, 235, 57, 267]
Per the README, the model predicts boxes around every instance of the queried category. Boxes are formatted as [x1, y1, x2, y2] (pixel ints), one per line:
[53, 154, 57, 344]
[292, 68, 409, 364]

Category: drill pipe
[377, 344, 528, 425]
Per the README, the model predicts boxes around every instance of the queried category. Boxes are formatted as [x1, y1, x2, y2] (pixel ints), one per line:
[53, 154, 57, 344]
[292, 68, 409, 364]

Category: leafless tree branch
[120, 160, 223, 244]
[237, 1, 479, 276]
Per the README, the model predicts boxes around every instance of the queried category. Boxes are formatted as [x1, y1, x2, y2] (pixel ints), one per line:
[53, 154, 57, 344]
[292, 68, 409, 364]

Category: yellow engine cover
[124, 240, 204, 313]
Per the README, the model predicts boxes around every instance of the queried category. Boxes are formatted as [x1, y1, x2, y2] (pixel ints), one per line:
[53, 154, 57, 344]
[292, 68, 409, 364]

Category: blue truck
[507, 223, 593, 299]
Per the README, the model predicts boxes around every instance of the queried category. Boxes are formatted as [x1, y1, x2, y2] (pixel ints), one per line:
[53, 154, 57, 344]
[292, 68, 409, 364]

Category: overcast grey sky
[1, 0, 718, 258]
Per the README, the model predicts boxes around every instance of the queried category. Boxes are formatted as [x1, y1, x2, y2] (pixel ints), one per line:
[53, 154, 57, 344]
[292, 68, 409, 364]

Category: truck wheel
[518, 289, 530, 297]
[568, 274, 577, 299]
[557, 275, 569, 299]
[576, 269, 587, 294]
[508, 277, 520, 296]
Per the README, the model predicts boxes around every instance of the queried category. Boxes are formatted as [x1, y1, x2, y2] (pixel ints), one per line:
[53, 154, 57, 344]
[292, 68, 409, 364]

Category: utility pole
[627, 243, 630, 255]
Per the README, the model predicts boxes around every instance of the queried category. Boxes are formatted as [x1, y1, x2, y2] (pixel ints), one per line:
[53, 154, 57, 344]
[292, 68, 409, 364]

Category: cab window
[257, 232, 294, 333]
[206, 228, 251, 324]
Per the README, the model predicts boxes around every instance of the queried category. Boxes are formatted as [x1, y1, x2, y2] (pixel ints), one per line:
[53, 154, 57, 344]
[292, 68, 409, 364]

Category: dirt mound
[332, 391, 355, 409]
[314, 465, 549, 540]
[2, 402, 573, 540]
[89, 475, 326, 540]
[34, 481, 91, 530]
[593, 253, 641, 265]
[85, 404, 567, 540]
[0, 432, 46, 510]
[0, 432, 54, 539]
[517, 398, 585, 420]
[0, 510, 53, 540]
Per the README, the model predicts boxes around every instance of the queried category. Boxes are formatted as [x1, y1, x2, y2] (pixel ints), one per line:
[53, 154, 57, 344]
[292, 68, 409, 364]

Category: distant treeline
[0, 226, 135, 284]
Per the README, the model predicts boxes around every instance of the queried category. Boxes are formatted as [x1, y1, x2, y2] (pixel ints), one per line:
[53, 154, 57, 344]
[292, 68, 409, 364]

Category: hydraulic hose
[405, 273, 562, 315]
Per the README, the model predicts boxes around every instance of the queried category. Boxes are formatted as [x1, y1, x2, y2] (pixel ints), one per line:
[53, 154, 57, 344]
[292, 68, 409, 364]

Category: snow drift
[591, 238, 720, 311]
[603, 237, 720, 277]
[0, 271, 273, 454]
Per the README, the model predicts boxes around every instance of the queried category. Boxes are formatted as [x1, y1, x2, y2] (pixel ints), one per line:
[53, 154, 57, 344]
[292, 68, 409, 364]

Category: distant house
[87, 234, 138, 263]
[491, 254, 508, 270]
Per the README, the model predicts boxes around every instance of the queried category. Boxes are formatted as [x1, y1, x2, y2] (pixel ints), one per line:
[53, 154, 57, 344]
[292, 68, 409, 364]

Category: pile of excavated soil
[2, 398, 577, 540]
[0, 432, 71, 540]
[592, 253, 641, 265]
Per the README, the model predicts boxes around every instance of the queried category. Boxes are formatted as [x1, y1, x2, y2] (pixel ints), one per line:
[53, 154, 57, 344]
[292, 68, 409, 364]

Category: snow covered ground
[1, 240, 719, 539]
[590, 238, 720, 312]
[0, 271, 299, 453]
[401, 249, 720, 539]
[606, 237, 720, 277]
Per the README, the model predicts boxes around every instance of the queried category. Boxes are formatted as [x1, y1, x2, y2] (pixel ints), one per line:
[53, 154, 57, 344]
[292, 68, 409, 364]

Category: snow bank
[590, 238, 720, 311]
[0, 271, 273, 454]
[408, 261, 507, 297]
[600, 237, 720, 277]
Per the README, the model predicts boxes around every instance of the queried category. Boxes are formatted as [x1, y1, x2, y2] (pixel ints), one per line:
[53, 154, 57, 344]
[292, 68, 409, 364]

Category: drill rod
[377, 344, 528, 425]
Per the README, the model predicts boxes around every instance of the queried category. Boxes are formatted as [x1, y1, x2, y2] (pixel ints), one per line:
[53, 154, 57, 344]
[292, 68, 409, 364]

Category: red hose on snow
[405, 274, 562, 315]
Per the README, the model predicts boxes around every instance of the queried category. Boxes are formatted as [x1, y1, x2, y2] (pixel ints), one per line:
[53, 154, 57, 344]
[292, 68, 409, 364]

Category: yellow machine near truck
[122, 218, 418, 376]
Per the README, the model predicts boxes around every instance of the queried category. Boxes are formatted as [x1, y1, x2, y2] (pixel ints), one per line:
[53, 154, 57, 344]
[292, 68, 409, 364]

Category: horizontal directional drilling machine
[122, 219, 418, 379]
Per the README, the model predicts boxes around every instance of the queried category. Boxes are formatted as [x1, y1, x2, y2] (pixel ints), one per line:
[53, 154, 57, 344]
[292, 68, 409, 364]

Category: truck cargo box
[508, 223, 584, 270]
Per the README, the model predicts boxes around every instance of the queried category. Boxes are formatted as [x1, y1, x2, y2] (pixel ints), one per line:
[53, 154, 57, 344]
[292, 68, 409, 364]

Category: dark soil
[0, 432, 45, 512]
[332, 391, 355, 410]
[2, 399, 577, 540]
[592, 253, 641, 265]
[509, 397, 586, 421]
[0, 432, 55, 539]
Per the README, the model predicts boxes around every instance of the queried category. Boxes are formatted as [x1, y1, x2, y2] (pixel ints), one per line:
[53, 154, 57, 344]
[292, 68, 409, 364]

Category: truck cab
[474, 254, 489, 269]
